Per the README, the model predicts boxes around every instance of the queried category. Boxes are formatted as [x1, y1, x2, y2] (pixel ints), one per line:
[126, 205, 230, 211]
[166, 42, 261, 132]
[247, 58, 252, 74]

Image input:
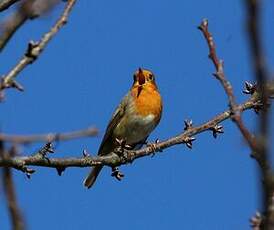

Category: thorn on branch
[15, 165, 35, 179]
[25, 40, 39, 61]
[243, 81, 257, 95]
[56, 166, 66, 176]
[111, 167, 124, 181]
[0, 76, 24, 92]
[184, 119, 193, 130]
[82, 149, 90, 157]
[10, 80, 24, 92]
[184, 136, 196, 149]
[25, 168, 35, 179]
[210, 124, 224, 138]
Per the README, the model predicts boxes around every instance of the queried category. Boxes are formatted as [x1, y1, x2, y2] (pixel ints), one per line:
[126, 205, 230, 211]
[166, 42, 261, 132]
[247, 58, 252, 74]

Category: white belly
[114, 114, 156, 144]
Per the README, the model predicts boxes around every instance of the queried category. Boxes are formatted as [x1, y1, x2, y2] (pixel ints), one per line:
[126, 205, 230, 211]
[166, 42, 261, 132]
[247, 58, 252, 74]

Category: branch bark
[1, 142, 25, 230]
[0, 0, 41, 52]
[2, 167, 25, 230]
[245, 1, 273, 229]
[0, 1, 31, 51]
[0, 0, 20, 12]
[198, 19, 258, 151]
[0, 94, 260, 174]
[0, 126, 98, 144]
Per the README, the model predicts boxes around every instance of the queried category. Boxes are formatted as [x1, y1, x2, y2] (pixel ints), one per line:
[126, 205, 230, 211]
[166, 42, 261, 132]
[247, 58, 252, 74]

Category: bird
[83, 68, 162, 188]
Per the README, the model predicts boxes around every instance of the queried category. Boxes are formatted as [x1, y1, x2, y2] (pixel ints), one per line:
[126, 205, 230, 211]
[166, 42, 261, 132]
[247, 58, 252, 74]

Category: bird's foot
[111, 167, 124, 181]
[114, 138, 134, 163]
[115, 138, 132, 150]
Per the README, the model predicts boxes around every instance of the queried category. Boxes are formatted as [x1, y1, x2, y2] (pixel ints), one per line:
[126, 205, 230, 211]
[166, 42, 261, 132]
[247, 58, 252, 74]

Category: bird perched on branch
[83, 68, 162, 188]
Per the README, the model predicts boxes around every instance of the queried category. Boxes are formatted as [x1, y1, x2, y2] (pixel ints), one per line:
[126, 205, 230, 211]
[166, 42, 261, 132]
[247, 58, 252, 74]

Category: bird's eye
[148, 73, 154, 81]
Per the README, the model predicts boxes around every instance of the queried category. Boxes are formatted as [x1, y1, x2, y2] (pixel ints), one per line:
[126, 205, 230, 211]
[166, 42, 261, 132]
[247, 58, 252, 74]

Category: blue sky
[0, 0, 273, 229]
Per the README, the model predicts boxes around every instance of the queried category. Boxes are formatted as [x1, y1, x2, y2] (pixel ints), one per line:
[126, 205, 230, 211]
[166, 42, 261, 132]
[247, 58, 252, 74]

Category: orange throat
[131, 83, 162, 121]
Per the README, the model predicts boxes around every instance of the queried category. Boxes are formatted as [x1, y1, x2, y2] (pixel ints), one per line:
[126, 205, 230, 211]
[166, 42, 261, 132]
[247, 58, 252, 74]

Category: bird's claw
[111, 167, 124, 181]
[114, 138, 134, 163]
[115, 138, 132, 150]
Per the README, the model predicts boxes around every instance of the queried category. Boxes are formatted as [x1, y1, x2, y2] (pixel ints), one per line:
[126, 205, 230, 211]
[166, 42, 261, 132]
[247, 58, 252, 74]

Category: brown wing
[98, 93, 129, 155]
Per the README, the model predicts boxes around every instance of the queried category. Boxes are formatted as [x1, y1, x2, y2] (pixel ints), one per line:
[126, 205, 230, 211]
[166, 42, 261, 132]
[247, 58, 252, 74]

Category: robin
[83, 68, 162, 188]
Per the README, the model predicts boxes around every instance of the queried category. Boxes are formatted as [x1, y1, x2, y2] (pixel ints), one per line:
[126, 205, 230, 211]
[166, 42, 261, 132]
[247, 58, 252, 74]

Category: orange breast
[131, 83, 162, 122]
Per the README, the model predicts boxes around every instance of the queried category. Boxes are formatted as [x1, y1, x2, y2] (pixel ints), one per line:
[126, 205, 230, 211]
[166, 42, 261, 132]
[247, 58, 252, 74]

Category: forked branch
[0, 0, 76, 98]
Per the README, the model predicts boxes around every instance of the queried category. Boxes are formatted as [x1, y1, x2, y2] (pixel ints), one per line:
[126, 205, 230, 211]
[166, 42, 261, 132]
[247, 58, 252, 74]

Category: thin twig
[0, 0, 76, 96]
[199, 19, 274, 228]
[0, 0, 61, 51]
[0, 127, 98, 144]
[0, 94, 260, 172]
[198, 19, 258, 151]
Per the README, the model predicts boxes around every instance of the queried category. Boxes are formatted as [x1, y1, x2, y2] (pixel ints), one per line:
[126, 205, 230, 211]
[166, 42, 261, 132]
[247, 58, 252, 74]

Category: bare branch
[0, 126, 98, 144]
[0, 1, 31, 51]
[0, 0, 60, 51]
[198, 19, 258, 152]
[199, 18, 274, 228]
[0, 0, 76, 97]
[0, 0, 41, 51]
[245, 0, 273, 228]
[0, 0, 20, 12]
[0, 94, 260, 172]
[2, 167, 25, 230]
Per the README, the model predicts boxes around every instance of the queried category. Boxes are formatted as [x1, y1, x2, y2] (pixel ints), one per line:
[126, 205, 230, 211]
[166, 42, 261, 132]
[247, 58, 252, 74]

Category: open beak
[137, 68, 145, 97]
[138, 68, 145, 85]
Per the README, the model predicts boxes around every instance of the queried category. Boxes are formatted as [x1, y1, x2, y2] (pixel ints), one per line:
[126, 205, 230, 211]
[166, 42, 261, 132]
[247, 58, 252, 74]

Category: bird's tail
[83, 166, 103, 189]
